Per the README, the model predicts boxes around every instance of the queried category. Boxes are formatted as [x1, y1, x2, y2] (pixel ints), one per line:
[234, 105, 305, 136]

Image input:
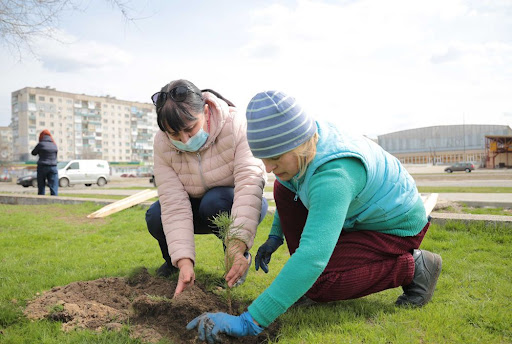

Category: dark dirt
[24, 268, 280, 343]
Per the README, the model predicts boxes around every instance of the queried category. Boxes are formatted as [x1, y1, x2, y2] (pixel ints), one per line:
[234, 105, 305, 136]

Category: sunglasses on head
[151, 86, 202, 106]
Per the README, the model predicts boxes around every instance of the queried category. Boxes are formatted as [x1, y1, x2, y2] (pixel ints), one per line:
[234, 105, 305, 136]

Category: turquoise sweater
[248, 157, 427, 327]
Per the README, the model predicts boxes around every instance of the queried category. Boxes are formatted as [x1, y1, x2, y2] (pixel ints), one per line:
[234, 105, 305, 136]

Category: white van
[57, 160, 110, 187]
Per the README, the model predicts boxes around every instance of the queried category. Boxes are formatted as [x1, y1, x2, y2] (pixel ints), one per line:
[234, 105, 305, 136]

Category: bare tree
[0, 0, 139, 59]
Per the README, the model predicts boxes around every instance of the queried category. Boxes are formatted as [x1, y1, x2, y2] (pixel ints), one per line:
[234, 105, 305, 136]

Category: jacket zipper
[197, 152, 208, 190]
[291, 176, 299, 201]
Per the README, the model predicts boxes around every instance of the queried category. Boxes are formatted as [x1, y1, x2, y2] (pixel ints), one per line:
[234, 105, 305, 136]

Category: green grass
[0, 192, 157, 202]
[104, 186, 156, 190]
[1, 204, 511, 343]
[439, 205, 512, 216]
[418, 186, 512, 193]
[58, 193, 127, 200]
[57, 194, 159, 203]
[460, 206, 511, 216]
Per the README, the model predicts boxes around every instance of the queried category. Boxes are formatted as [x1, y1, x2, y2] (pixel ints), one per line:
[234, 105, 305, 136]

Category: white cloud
[34, 30, 133, 73]
[231, 0, 512, 137]
[1, 0, 511, 136]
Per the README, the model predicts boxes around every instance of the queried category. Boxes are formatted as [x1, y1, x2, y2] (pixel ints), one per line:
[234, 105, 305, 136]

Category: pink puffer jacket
[153, 92, 267, 267]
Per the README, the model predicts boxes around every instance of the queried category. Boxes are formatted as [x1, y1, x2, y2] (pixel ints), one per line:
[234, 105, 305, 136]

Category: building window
[29, 94, 36, 102]
[50, 98, 53, 102]
[39, 96, 45, 101]
[40, 121, 45, 126]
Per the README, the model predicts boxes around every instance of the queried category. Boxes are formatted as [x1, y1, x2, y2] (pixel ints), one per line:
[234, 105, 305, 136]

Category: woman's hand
[174, 258, 195, 297]
[225, 240, 249, 287]
[186, 311, 263, 342]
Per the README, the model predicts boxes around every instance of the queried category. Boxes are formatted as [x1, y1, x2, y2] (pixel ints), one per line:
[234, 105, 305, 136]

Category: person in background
[31, 129, 59, 196]
[146, 79, 268, 297]
[187, 90, 442, 342]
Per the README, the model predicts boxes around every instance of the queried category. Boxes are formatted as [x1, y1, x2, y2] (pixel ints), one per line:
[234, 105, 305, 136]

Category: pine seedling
[211, 211, 246, 314]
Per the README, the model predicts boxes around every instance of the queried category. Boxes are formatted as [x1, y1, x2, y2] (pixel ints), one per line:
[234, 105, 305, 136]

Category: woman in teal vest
[187, 91, 442, 342]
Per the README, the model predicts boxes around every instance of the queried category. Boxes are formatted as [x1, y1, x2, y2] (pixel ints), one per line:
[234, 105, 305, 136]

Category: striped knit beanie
[246, 91, 316, 158]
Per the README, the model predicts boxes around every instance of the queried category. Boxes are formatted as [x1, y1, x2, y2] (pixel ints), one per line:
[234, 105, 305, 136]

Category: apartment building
[0, 125, 13, 162]
[11, 86, 158, 164]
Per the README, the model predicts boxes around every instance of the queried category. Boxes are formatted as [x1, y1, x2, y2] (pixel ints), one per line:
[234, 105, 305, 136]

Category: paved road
[1, 167, 512, 206]
[415, 179, 512, 187]
[0, 177, 154, 196]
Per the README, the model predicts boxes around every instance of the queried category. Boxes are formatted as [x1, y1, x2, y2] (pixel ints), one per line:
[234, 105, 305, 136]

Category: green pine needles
[211, 212, 246, 314]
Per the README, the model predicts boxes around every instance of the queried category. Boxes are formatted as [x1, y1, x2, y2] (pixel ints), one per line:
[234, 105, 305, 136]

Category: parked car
[444, 162, 475, 173]
[16, 173, 38, 187]
[0, 173, 13, 182]
[120, 173, 136, 178]
[58, 160, 110, 187]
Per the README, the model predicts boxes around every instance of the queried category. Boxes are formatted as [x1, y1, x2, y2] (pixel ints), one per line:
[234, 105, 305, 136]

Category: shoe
[396, 249, 442, 307]
[156, 261, 179, 278]
[233, 252, 252, 287]
[291, 295, 317, 308]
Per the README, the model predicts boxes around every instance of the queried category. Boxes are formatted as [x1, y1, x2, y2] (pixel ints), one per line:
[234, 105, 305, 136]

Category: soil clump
[24, 268, 279, 343]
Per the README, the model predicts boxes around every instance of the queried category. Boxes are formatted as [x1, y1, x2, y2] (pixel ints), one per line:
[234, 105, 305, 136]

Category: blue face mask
[169, 128, 209, 152]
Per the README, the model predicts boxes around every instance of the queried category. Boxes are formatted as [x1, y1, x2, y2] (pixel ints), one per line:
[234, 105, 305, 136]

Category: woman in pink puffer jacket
[146, 79, 267, 296]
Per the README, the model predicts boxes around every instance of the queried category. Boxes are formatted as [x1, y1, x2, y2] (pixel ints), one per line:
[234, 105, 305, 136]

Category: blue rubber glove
[255, 235, 284, 273]
[186, 311, 263, 343]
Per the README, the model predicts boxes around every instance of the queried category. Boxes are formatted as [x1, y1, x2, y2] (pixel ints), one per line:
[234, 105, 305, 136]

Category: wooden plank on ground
[87, 189, 158, 218]
[422, 193, 439, 216]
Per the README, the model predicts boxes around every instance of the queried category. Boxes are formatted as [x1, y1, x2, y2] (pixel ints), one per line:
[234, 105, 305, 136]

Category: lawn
[0, 203, 511, 343]
[417, 186, 512, 194]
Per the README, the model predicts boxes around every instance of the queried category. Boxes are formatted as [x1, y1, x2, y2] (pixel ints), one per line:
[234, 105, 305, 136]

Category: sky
[1, 0, 511, 138]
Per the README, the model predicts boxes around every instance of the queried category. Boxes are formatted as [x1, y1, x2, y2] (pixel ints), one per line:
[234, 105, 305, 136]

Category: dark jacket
[31, 135, 58, 166]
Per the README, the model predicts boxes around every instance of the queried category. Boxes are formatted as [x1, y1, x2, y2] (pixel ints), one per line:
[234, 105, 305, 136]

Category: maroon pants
[274, 180, 429, 302]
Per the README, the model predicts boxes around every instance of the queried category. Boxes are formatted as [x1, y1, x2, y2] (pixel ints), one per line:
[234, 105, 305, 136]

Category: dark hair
[156, 79, 236, 133]
[156, 79, 204, 133]
[200, 89, 235, 107]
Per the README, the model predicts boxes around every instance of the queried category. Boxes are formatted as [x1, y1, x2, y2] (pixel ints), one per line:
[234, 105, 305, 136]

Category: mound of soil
[24, 268, 280, 343]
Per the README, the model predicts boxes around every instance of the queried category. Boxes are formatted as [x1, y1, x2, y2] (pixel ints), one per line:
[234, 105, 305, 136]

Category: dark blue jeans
[145, 186, 268, 266]
[37, 165, 59, 196]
